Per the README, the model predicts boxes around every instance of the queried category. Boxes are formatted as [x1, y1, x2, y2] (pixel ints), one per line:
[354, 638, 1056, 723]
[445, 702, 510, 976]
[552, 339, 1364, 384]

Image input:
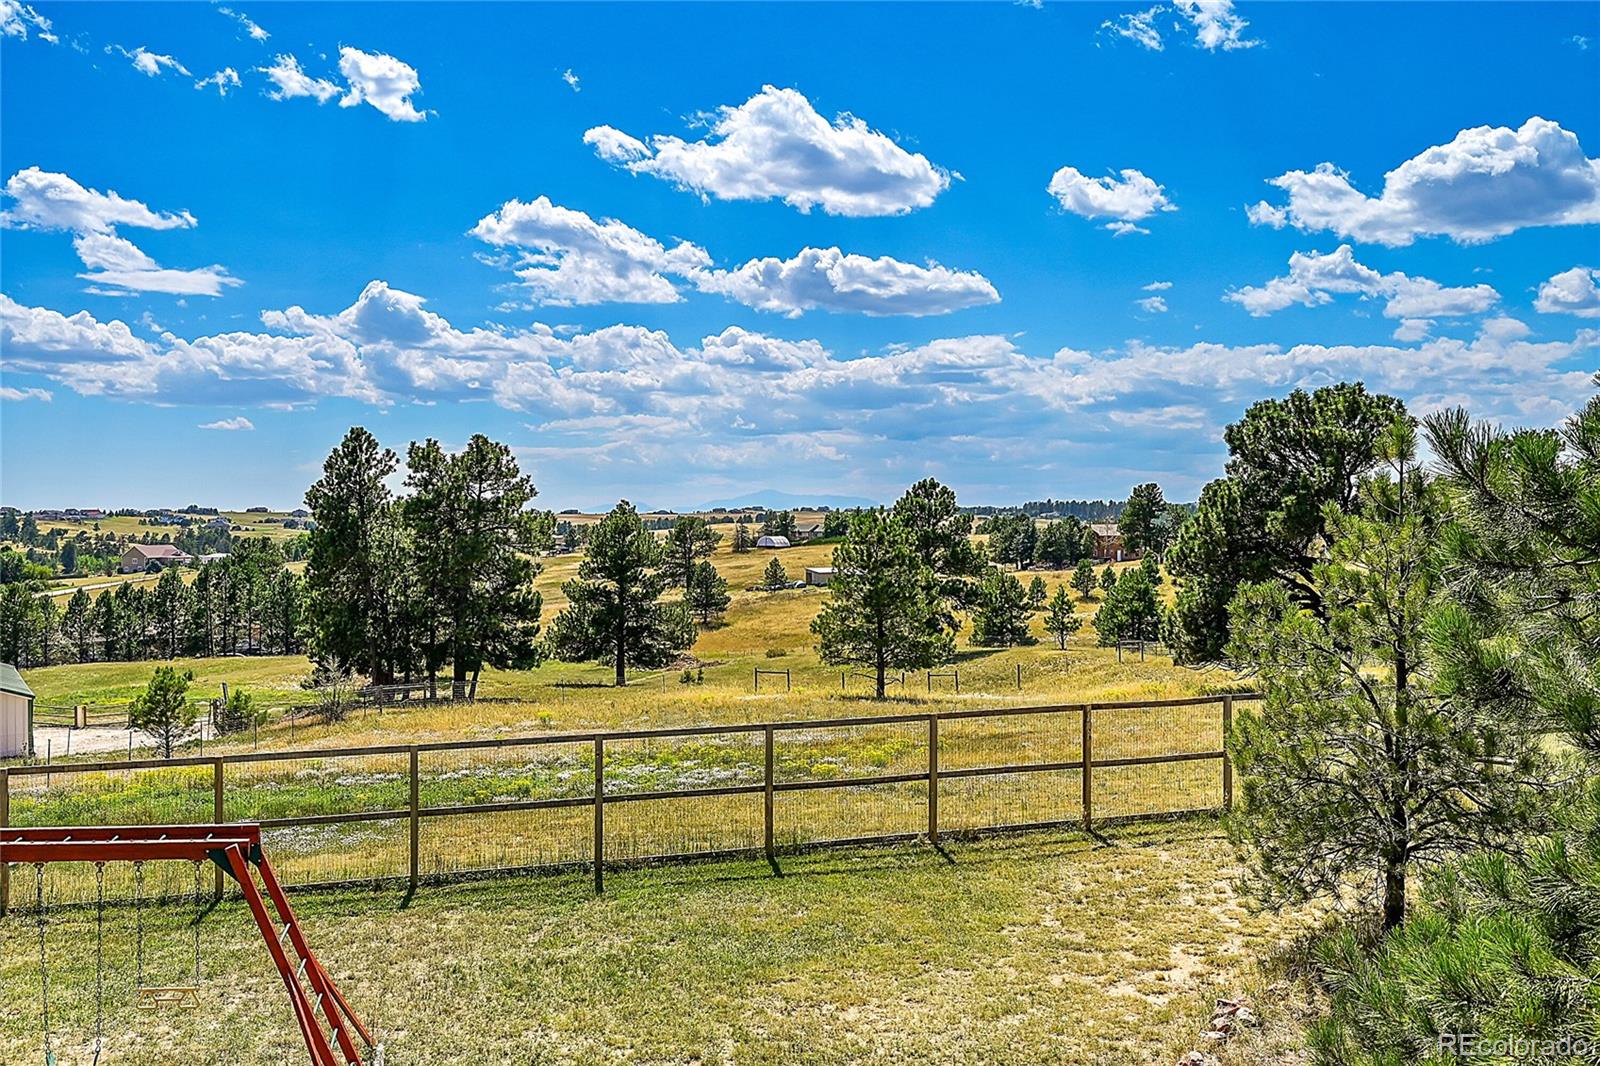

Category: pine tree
[891, 478, 987, 615]
[405, 435, 549, 697]
[1072, 559, 1097, 600]
[1027, 575, 1048, 610]
[685, 560, 730, 626]
[61, 588, 93, 662]
[1227, 420, 1546, 932]
[812, 511, 954, 697]
[971, 569, 1039, 647]
[1043, 585, 1081, 650]
[760, 510, 797, 540]
[1094, 565, 1162, 645]
[129, 665, 196, 758]
[662, 517, 723, 593]
[1100, 566, 1117, 594]
[151, 565, 191, 659]
[304, 427, 405, 684]
[762, 557, 788, 589]
[732, 522, 752, 553]
[1306, 387, 1600, 1058]
[548, 501, 694, 686]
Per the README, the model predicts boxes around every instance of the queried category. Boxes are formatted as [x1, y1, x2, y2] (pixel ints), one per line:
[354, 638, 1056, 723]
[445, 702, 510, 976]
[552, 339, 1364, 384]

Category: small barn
[755, 535, 791, 549]
[804, 567, 836, 587]
[0, 662, 35, 758]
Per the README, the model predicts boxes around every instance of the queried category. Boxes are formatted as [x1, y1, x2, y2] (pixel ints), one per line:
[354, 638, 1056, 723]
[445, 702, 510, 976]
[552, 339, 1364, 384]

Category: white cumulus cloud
[2, 287, 1591, 489]
[1174, 0, 1258, 50]
[0, 385, 52, 402]
[1535, 267, 1600, 318]
[698, 247, 998, 318]
[259, 54, 340, 103]
[1226, 245, 1498, 320]
[198, 416, 255, 430]
[337, 46, 427, 122]
[472, 196, 998, 316]
[470, 196, 711, 306]
[1136, 296, 1168, 313]
[584, 85, 951, 217]
[1, 168, 239, 296]
[1047, 166, 1175, 234]
[260, 49, 425, 120]
[1248, 117, 1600, 246]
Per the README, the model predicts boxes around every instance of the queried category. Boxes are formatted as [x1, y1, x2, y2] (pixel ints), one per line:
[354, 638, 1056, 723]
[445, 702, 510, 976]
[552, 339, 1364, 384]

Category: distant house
[793, 523, 824, 542]
[198, 552, 231, 564]
[755, 535, 791, 549]
[0, 663, 34, 758]
[289, 508, 310, 518]
[804, 566, 836, 587]
[120, 544, 193, 573]
[205, 516, 232, 530]
[1089, 522, 1132, 563]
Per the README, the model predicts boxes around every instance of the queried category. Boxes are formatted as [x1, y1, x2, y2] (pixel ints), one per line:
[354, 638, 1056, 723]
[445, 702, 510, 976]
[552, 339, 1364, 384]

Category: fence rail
[0, 693, 1257, 909]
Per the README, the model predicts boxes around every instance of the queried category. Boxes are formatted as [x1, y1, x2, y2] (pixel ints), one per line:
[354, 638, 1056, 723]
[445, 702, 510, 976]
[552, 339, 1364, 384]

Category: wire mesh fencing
[1, 694, 1253, 906]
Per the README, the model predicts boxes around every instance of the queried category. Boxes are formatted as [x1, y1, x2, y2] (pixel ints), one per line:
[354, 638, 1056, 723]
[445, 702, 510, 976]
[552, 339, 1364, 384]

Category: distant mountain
[695, 489, 880, 512]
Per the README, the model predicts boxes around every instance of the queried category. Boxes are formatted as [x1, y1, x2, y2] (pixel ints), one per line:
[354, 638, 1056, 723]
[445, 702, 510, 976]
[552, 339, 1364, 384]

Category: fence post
[1081, 704, 1094, 832]
[408, 747, 420, 892]
[1221, 695, 1234, 811]
[212, 758, 225, 899]
[0, 768, 9, 917]
[1015, 663, 1022, 691]
[593, 737, 605, 895]
[763, 726, 775, 865]
[927, 715, 939, 846]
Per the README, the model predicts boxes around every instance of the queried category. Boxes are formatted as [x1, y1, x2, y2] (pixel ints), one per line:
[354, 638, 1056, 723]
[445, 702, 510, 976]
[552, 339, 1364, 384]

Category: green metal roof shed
[0, 662, 35, 759]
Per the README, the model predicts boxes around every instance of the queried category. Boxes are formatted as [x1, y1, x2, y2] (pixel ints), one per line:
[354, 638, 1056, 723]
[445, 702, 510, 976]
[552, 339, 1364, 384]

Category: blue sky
[2, 1, 1597, 511]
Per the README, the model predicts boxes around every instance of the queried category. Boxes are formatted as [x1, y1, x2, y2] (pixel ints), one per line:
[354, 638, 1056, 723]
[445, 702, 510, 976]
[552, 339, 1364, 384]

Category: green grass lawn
[0, 818, 1307, 1065]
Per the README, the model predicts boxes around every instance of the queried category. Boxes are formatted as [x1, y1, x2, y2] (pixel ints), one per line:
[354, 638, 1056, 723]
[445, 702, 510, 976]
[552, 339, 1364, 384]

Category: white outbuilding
[755, 535, 791, 549]
[0, 662, 35, 759]
[805, 567, 836, 587]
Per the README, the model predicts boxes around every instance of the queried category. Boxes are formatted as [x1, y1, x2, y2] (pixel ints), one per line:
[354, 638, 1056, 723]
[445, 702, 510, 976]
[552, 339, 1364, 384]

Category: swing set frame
[1, 824, 378, 1066]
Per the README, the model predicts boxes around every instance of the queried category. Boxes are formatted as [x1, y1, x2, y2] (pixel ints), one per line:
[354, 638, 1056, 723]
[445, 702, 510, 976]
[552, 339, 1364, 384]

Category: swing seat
[135, 986, 201, 1010]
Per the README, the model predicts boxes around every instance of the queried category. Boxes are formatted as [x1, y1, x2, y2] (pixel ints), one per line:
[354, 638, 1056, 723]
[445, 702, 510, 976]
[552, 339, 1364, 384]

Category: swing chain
[93, 861, 106, 1058]
[133, 860, 144, 990]
[33, 863, 51, 1063]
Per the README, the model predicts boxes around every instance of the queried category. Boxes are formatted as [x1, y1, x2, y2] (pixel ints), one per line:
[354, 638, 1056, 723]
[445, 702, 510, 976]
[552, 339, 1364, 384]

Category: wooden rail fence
[0, 693, 1255, 909]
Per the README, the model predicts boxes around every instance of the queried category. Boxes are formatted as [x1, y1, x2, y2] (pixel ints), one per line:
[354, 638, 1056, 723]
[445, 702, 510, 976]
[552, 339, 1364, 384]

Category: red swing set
[0, 824, 380, 1066]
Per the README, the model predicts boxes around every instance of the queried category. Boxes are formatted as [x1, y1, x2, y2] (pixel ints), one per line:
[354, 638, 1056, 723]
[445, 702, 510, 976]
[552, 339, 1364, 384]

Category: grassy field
[27, 510, 305, 544]
[23, 541, 1220, 730]
[0, 542, 1276, 1063]
[0, 817, 1309, 1065]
